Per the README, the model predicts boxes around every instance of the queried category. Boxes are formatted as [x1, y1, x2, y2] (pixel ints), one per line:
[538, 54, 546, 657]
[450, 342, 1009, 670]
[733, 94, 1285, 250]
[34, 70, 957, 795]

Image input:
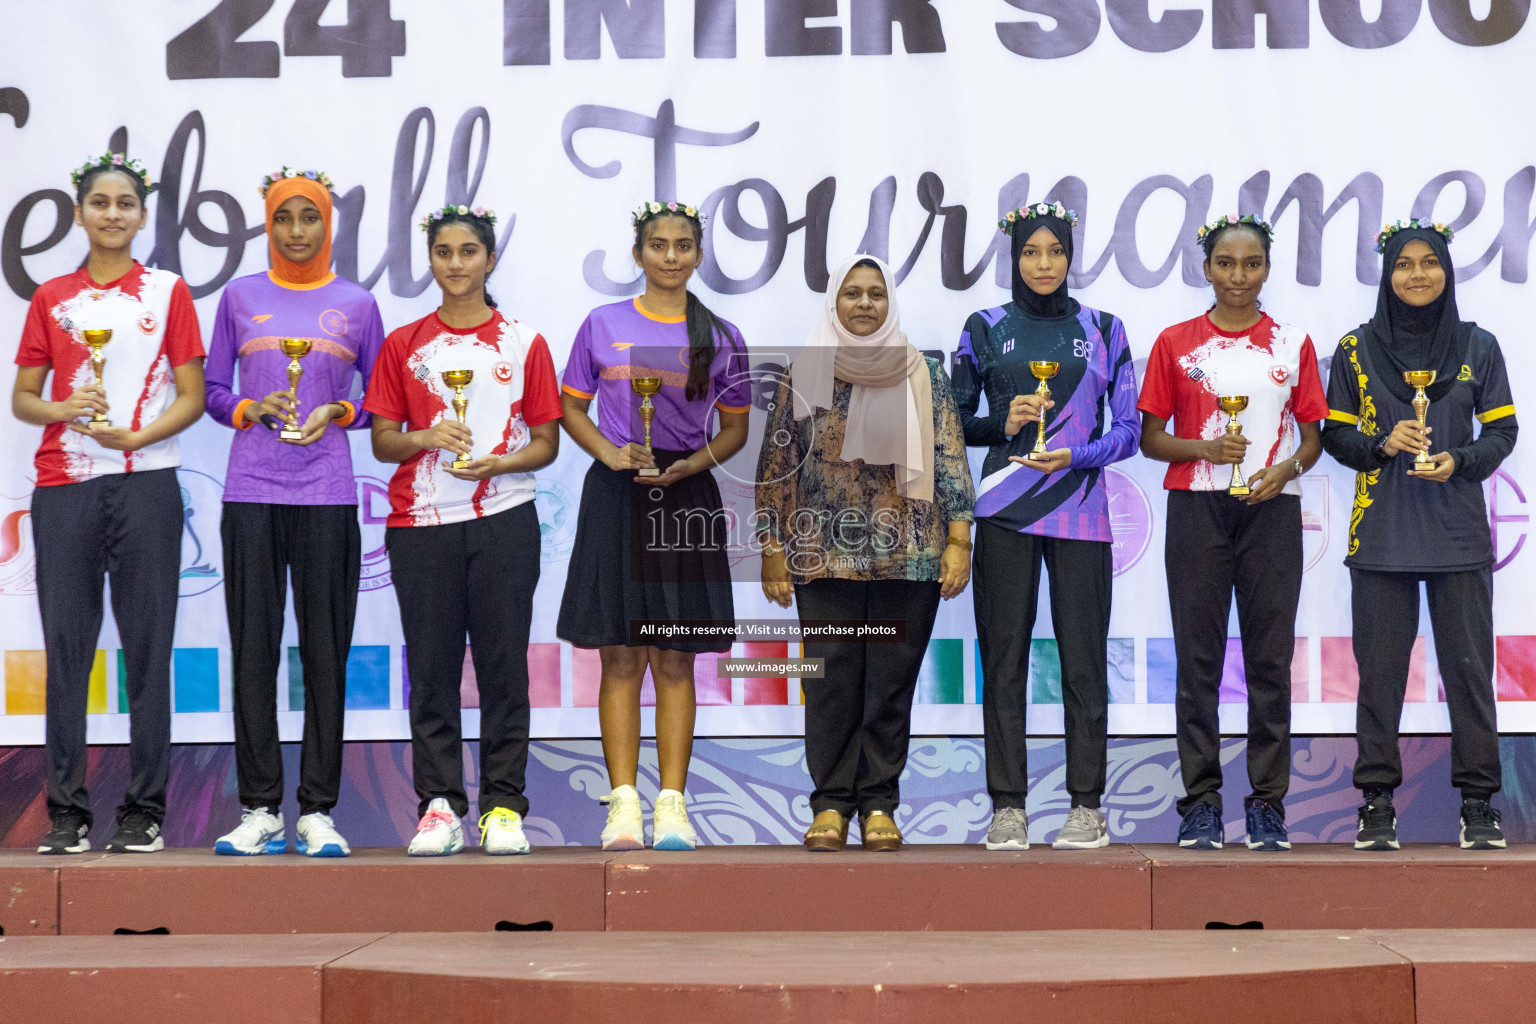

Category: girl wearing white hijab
[756, 255, 975, 852]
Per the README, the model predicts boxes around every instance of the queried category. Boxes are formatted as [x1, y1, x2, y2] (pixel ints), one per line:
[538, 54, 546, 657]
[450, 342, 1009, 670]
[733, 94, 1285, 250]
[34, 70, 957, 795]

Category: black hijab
[1010, 213, 1077, 320]
[1360, 226, 1468, 404]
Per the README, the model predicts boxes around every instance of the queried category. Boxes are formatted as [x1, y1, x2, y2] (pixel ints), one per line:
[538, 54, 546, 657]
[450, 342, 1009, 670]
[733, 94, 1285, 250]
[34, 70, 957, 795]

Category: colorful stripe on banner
[1146, 637, 1308, 704]
[288, 645, 392, 711]
[739, 642, 789, 705]
[173, 648, 220, 713]
[916, 638, 964, 704]
[4, 649, 107, 715]
[1495, 636, 1536, 700]
[1320, 636, 1428, 703]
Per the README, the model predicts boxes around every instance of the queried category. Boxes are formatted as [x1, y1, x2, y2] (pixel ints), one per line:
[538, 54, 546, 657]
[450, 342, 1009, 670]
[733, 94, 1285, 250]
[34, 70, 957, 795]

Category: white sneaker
[215, 807, 285, 855]
[478, 807, 532, 855]
[407, 797, 464, 856]
[651, 789, 698, 851]
[600, 784, 644, 851]
[296, 812, 350, 858]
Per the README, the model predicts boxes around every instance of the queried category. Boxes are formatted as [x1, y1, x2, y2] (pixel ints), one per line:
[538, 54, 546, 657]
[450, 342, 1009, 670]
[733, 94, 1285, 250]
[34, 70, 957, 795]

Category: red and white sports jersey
[364, 310, 561, 528]
[16, 263, 204, 486]
[1138, 312, 1328, 494]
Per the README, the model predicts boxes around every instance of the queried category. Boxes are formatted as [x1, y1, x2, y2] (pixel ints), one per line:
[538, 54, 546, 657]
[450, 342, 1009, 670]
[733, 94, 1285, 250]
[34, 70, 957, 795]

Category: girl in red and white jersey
[364, 206, 561, 857]
[1137, 215, 1326, 855]
[12, 153, 206, 855]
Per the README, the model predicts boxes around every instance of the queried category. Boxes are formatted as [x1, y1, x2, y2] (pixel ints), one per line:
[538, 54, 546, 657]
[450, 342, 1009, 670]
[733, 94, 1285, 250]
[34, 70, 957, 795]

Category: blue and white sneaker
[296, 812, 350, 857]
[407, 798, 464, 857]
[215, 807, 285, 855]
[651, 789, 698, 851]
[1177, 802, 1224, 850]
[1244, 799, 1291, 851]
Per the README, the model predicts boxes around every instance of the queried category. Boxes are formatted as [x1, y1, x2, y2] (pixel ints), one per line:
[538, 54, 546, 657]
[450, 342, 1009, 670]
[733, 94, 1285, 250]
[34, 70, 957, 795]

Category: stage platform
[4, 844, 1535, 936]
[4, 929, 1533, 1023]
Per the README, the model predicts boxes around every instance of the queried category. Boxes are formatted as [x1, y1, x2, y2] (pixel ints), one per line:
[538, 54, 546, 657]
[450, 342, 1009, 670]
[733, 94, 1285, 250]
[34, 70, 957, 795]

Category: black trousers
[32, 468, 181, 825]
[1351, 566, 1499, 800]
[386, 502, 539, 819]
[1166, 491, 1301, 817]
[222, 502, 361, 816]
[973, 522, 1111, 810]
[797, 578, 942, 818]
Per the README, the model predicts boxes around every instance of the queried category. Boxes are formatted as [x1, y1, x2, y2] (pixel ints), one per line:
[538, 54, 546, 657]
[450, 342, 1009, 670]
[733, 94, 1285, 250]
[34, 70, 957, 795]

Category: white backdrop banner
[1, 1, 1534, 743]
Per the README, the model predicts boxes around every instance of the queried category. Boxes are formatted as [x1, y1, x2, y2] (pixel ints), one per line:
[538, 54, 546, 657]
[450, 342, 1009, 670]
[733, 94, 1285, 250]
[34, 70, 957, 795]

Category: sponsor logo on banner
[1492, 469, 1528, 572]
[0, 495, 35, 597]
[178, 469, 224, 597]
[1106, 467, 1152, 577]
[357, 475, 393, 590]
[1301, 476, 1329, 573]
[536, 479, 577, 562]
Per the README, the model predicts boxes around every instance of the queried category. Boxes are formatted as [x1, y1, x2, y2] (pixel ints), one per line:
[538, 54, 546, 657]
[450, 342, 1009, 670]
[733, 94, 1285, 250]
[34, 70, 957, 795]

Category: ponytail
[683, 291, 730, 401]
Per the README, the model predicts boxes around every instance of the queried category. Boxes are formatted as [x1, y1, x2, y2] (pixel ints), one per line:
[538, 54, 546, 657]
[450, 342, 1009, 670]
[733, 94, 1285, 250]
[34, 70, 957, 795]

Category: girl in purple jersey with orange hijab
[205, 167, 385, 859]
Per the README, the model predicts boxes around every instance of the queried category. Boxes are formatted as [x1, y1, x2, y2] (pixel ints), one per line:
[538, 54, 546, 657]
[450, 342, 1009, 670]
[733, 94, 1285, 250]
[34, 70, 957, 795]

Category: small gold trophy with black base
[82, 329, 112, 427]
[1218, 395, 1250, 496]
[441, 369, 474, 469]
[1403, 370, 1438, 471]
[278, 337, 312, 441]
[1026, 360, 1060, 460]
[631, 375, 663, 478]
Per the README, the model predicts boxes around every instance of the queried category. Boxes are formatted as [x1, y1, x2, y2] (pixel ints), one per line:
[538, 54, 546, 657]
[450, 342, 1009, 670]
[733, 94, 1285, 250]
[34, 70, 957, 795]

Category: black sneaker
[1355, 794, 1399, 851]
[1460, 799, 1506, 850]
[104, 809, 164, 853]
[38, 812, 91, 854]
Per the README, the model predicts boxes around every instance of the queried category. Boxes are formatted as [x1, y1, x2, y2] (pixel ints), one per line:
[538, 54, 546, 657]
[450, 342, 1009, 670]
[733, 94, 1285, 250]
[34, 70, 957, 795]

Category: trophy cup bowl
[278, 337, 313, 441]
[1026, 360, 1060, 460]
[1403, 370, 1438, 470]
[1217, 395, 1250, 496]
[631, 375, 664, 478]
[441, 369, 475, 470]
[81, 329, 113, 426]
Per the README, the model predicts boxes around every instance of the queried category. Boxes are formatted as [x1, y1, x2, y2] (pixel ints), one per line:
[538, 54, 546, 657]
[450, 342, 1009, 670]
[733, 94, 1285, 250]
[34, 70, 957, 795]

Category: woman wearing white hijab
[756, 255, 975, 852]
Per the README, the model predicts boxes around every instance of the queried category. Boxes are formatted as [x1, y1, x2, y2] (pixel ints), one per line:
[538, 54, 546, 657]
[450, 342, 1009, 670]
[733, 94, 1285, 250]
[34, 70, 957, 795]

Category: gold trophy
[1026, 361, 1060, 460]
[631, 375, 663, 478]
[1403, 370, 1438, 471]
[441, 369, 474, 469]
[81, 329, 112, 427]
[278, 337, 312, 441]
[1218, 395, 1250, 496]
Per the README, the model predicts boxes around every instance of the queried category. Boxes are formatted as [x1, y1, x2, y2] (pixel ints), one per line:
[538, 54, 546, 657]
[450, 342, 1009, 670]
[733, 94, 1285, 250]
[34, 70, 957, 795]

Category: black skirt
[556, 450, 736, 653]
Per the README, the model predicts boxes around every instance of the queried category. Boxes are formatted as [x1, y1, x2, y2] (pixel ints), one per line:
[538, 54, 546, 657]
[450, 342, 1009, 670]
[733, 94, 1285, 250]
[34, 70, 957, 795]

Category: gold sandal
[804, 809, 848, 852]
[860, 811, 903, 852]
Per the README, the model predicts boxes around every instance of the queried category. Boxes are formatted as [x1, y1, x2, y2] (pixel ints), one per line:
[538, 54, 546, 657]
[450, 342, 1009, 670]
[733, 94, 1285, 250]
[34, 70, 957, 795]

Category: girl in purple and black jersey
[952, 203, 1139, 853]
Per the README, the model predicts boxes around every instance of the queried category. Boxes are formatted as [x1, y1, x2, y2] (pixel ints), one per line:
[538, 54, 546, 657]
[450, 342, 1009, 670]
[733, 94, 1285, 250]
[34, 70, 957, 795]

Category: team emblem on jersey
[493, 361, 514, 384]
[138, 312, 159, 335]
[1458, 364, 1474, 382]
[1268, 364, 1289, 386]
[252, 314, 274, 324]
[320, 309, 348, 337]
[413, 364, 431, 381]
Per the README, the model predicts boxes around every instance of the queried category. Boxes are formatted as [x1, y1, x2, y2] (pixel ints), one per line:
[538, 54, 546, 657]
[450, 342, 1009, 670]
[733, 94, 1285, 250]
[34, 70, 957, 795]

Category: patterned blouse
[755, 357, 975, 585]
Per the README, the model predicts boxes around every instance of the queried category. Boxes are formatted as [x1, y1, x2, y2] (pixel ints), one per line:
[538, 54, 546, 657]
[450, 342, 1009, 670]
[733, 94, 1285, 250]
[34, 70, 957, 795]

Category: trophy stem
[637, 395, 660, 478]
[450, 386, 472, 469]
[279, 358, 305, 441]
[1028, 382, 1052, 460]
[1226, 412, 1250, 497]
[1412, 384, 1435, 470]
[88, 349, 111, 426]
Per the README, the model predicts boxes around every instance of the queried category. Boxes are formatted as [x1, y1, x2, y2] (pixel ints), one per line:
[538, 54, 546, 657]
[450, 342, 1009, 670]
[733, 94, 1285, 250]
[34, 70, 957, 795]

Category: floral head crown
[419, 205, 497, 232]
[1196, 213, 1274, 246]
[999, 201, 1078, 236]
[71, 152, 156, 194]
[1375, 217, 1453, 254]
[259, 166, 336, 199]
[632, 200, 703, 229]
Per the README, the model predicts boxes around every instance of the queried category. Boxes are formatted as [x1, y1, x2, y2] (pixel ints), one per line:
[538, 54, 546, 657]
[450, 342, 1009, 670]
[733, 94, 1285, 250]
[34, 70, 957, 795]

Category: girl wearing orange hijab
[206, 167, 386, 858]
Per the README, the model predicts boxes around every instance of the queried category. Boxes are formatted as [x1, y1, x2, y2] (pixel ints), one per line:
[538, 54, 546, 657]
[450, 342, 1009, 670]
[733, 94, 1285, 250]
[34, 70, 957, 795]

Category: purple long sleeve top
[205, 272, 385, 505]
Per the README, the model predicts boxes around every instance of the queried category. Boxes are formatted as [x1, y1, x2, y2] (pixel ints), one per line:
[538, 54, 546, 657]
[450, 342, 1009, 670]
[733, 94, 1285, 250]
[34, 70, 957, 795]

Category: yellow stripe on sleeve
[1477, 404, 1516, 423]
[1326, 409, 1359, 425]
